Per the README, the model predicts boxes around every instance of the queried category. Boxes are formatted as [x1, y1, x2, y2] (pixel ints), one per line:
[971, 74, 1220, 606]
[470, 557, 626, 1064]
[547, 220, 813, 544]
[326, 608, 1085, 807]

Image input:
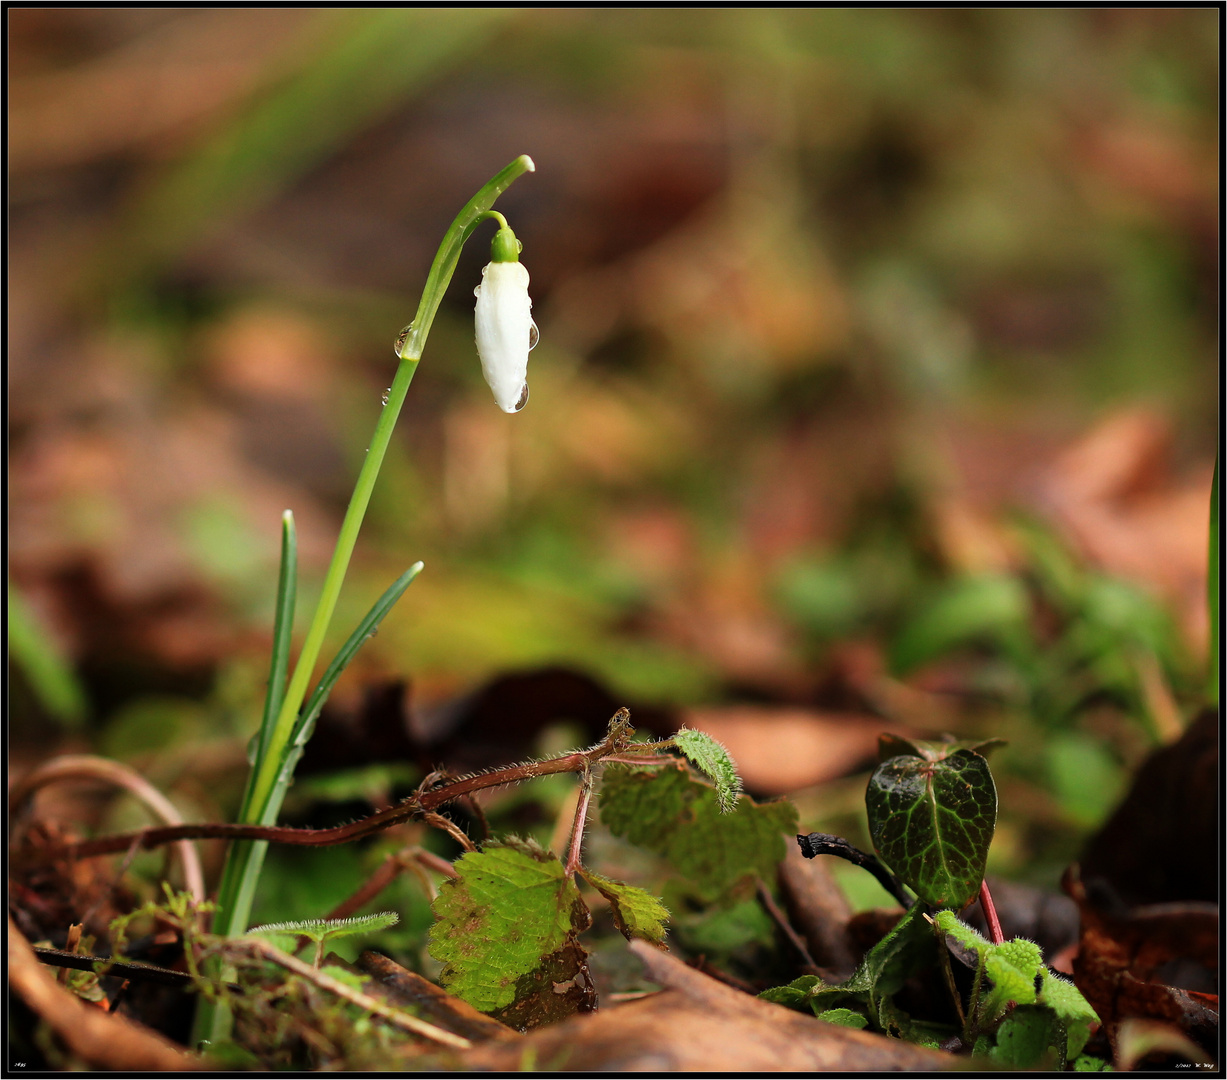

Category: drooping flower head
[474, 220, 536, 413]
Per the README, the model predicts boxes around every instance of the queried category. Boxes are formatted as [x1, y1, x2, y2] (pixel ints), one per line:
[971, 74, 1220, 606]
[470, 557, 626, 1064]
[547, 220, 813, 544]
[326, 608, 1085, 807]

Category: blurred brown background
[7, 9, 1219, 891]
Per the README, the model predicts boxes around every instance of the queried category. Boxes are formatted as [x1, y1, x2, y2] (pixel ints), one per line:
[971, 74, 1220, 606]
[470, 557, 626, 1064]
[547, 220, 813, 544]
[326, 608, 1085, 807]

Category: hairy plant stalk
[20, 710, 638, 865]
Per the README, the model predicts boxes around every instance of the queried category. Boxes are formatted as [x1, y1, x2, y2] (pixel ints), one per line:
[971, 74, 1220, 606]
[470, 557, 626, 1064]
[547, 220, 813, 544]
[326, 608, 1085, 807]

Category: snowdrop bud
[474, 225, 536, 413]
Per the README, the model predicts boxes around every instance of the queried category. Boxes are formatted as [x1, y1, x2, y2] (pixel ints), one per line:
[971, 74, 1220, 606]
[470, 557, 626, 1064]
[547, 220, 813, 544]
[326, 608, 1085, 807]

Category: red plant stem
[979, 878, 1004, 945]
[564, 772, 594, 878]
[15, 716, 636, 866]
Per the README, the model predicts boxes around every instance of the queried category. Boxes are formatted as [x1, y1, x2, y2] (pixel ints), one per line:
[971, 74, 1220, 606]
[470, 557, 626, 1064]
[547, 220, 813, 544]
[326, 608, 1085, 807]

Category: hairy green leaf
[866, 749, 996, 909]
[248, 911, 399, 943]
[577, 868, 669, 945]
[758, 974, 822, 1009]
[981, 942, 1041, 1022]
[672, 727, 742, 812]
[814, 1007, 870, 1030]
[428, 840, 594, 1028]
[600, 764, 797, 902]
[986, 1005, 1064, 1070]
[1039, 969, 1100, 1059]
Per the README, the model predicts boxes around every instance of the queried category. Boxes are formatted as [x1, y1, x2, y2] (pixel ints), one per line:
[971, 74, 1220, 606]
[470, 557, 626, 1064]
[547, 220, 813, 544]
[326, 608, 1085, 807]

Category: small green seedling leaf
[248, 911, 399, 967]
[577, 868, 669, 946]
[758, 974, 823, 1008]
[767, 903, 936, 1027]
[814, 1007, 870, 1030]
[600, 764, 797, 902]
[866, 748, 996, 909]
[672, 727, 743, 812]
[1038, 968, 1100, 1059]
[428, 840, 594, 1030]
[980, 938, 1041, 1022]
[987, 1005, 1063, 1069]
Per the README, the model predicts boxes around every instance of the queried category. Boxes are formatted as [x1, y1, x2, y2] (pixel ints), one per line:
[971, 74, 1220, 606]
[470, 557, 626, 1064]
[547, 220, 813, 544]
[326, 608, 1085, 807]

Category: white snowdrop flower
[474, 224, 537, 413]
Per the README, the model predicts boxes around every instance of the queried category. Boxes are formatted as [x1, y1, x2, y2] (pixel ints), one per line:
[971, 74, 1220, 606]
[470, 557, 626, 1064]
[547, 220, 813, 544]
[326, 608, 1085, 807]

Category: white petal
[474, 261, 533, 413]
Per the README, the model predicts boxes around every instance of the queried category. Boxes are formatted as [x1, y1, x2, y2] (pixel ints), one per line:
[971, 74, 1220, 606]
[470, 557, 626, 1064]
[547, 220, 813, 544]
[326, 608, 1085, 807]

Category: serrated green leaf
[758, 974, 823, 1009]
[600, 764, 798, 902]
[577, 868, 669, 945]
[1073, 1053, 1113, 1071]
[672, 728, 743, 812]
[428, 840, 593, 1027]
[1039, 969, 1100, 1059]
[987, 1005, 1063, 1070]
[814, 1007, 870, 1029]
[866, 749, 996, 909]
[802, 903, 936, 1026]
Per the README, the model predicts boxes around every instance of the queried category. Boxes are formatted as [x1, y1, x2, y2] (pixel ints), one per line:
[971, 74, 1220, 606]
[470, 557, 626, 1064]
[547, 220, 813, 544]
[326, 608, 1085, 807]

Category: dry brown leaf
[456, 938, 951, 1071]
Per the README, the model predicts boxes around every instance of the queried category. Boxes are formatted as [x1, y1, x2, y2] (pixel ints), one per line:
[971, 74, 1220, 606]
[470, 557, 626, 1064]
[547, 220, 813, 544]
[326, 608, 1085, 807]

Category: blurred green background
[8, 9, 1218, 905]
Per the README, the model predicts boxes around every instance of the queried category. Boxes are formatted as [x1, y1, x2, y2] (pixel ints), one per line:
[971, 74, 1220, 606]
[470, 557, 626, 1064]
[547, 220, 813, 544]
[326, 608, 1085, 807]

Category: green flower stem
[245, 354, 420, 822]
[196, 155, 536, 1047]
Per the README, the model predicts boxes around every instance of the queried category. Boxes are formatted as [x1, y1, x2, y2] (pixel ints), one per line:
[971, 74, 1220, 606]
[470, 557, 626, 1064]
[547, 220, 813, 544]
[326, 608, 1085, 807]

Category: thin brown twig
[756, 879, 816, 969]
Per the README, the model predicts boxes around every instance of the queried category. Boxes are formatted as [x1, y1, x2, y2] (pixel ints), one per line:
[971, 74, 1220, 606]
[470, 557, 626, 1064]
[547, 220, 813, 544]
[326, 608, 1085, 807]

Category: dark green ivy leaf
[866, 749, 996, 909]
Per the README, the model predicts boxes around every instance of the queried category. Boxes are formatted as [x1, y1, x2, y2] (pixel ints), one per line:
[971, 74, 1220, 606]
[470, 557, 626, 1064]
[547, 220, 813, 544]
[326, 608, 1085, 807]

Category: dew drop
[245, 732, 261, 766]
[381, 388, 390, 406]
[393, 324, 413, 358]
[513, 383, 530, 411]
[528, 319, 539, 351]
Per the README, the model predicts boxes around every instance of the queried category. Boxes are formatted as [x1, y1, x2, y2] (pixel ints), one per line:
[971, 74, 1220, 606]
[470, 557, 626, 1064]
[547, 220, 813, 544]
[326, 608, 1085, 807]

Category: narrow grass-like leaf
[289, 561, 424, 752]
[210, 513, 298, 946]
[672, 727, 743, 812]
[255, 511, 299, 768]
[7, 583, 88, 727]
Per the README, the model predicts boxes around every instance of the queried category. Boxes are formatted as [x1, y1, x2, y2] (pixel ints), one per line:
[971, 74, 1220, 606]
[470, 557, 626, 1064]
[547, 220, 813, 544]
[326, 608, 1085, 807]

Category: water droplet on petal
[513, 383, 529, 411]
[394, 324, 413, 357]
[528, 320, 539, 351]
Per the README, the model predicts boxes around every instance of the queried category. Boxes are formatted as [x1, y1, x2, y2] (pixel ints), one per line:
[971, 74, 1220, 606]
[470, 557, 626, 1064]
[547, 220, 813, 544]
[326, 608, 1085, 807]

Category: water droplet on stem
[393, 324, 413, 357]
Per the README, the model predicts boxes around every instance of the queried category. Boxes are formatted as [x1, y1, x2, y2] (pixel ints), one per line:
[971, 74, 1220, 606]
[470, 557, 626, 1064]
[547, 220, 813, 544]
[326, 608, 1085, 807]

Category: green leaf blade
[600, 764, 797, 902]
[866, 749, 997, 910]
[428, 841, 593, 1028]
[577, 868, 669, 945]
